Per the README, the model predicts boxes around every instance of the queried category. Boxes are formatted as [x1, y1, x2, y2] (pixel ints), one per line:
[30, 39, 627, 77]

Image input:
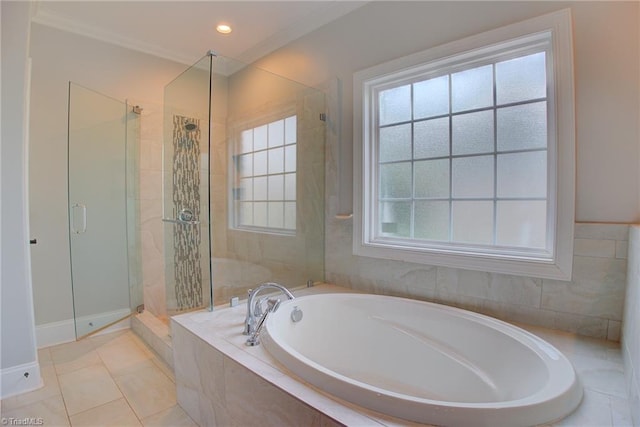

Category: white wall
[250, 1, 639, 338]
[1, 1, 42, 398]
[28, 23, 187, 334]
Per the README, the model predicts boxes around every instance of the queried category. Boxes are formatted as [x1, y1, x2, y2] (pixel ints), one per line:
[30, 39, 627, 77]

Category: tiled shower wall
[623, 225, 640, 424]
[138, 105, 166, 319]
[169, 115, 203, 312]
[326, 214, 629, 340]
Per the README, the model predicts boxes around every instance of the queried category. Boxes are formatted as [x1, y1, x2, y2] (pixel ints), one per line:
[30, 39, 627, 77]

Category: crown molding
[30, 1, 368, 73]
[31, 5, 197, 66]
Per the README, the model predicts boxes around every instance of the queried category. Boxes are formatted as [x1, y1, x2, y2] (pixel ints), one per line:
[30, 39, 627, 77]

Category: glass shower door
[163, 55, 213, 315]
[68, 83, 132, 338]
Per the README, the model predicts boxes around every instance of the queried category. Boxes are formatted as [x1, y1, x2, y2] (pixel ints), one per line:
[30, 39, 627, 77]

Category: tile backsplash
[326, 222, 629, 341]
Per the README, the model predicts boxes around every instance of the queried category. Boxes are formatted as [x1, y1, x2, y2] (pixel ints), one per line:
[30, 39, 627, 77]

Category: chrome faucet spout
[246, 299, 281, 346]
[243, 282, 294, 338]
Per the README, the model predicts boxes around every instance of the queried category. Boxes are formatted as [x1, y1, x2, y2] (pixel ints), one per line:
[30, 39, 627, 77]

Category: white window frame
[353, 9, 575, 280]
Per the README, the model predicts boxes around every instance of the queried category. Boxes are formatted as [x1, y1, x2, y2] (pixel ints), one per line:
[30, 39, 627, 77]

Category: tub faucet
[246, 298, 281, 346]
[243, 282, 294, 337]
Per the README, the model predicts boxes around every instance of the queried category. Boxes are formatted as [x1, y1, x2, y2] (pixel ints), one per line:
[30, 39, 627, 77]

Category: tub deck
[172, 284, 631, 426]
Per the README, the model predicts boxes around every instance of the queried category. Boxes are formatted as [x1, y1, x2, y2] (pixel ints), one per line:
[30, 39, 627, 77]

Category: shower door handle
[71, 203, 87, 234]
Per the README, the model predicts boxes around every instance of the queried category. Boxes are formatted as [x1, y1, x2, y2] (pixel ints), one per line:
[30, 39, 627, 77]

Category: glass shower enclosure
[161, 52, 326, 314]
[67, 82, 141, 338]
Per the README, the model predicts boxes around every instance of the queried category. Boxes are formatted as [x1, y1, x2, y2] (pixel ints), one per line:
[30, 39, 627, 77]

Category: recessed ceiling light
[216, 24, 232, 34]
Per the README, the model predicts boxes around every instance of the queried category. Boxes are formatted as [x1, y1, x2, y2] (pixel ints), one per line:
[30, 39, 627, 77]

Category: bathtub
[262, 293, 583, 426]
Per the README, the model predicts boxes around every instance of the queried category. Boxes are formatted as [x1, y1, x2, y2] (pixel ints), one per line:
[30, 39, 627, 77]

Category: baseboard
[0, 361, 42, 399]
[35, 318, 75, 348]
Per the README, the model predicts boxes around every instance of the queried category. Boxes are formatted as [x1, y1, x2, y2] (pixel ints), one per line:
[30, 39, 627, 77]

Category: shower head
[185, 122, 198, 132]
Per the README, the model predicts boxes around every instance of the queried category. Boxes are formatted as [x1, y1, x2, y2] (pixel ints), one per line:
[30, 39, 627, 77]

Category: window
[231, 115, 297, 233]
[354, 10, 575, 280]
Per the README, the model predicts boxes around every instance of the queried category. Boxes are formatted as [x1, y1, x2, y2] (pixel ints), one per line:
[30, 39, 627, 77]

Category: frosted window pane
[284, 116, 297, 144]
[452, 201, 494, 244]
[284, 202, 296, 230]
[284, 145, 296, 172]
[254, 125, 268, 151]
[268, 147, 284, 174]
[452, 64, 493, 112]
[253, 151, 267, 176]
[254, 202, 267, 227]
[452, 156, 494, 198]
[268, 174, 284, 200]
[496, 201, 547, 249]
[284, 173, 296, 200]
[254, 176, 267, 200]
[238, 154, 253, 178]
[452, 110, 494, 155]
[414, 117, 449, 159]
[379, 123, 411, 162]
[268, 202, 284, 228]
[497, 151, 547, 198]
[496, 52, 546, 104]
[497, 102, 547, 151]
[268, 120, 284, 147]
[379, 85, 411, 125]
[239, 178, 253, 201]
[414, 201, 450, 241]
[380, 163, 411, 198]
[414, 159, 449, 198]
[239, 202, 253, 226]
[379, 201, 411, 237]
[414, 75, 449, 119]
[240, 129, 253, 153]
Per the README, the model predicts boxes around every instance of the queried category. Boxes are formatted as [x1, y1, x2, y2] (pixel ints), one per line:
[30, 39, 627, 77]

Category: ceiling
[32, 1, 367, 66]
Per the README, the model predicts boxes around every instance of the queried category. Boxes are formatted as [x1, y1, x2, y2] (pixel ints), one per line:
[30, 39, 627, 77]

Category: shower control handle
[178, 208, 195, 222]
[161, 208, 200, 226]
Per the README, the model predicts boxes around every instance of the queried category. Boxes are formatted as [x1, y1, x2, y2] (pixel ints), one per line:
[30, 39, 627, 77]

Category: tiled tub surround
[172, 284, 632, 426]
[325, 222, 629, 341]
[622, 225, 640, 425]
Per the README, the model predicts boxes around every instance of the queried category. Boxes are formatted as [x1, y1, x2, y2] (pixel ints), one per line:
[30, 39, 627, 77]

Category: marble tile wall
[213, 87, 326, 304]
[325, 220, 629, 341]
[138, 105, 167, 319]
[622, 225, 640, 425]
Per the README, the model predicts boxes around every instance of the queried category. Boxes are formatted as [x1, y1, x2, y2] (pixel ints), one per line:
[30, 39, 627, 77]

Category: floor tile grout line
[91, 334, 145, 424]
[53, 372, 73, 426]
[93, 330, 178, 423]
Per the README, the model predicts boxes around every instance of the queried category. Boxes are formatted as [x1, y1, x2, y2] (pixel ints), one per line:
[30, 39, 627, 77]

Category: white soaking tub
[262, 293, 582, 427]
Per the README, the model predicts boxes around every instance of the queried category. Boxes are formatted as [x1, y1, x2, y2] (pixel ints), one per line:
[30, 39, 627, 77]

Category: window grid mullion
[379, 96, 547, 130]
[448, 72, 454, 243]
[373, 49, 552, 250]
[492, 63, 498, 246]
[410, 83, 416, 239]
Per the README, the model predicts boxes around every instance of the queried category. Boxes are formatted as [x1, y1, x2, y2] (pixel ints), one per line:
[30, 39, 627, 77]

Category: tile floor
[0, 330, 196, 426]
